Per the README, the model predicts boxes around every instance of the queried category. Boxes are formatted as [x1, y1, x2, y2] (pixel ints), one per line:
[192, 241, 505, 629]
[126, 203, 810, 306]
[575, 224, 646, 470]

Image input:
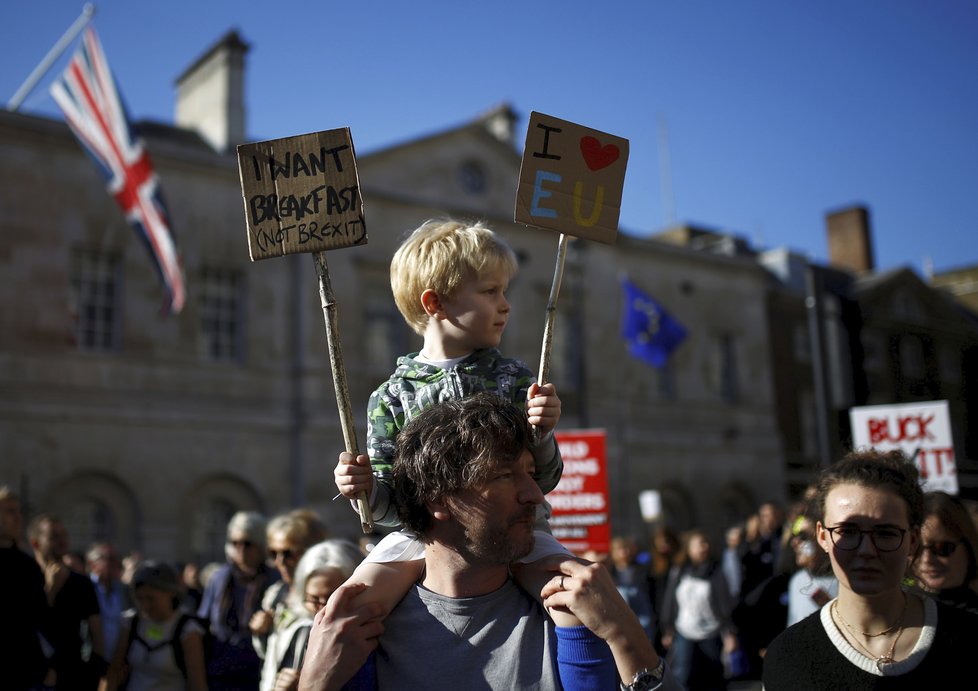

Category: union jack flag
[50, 27, 185, 314]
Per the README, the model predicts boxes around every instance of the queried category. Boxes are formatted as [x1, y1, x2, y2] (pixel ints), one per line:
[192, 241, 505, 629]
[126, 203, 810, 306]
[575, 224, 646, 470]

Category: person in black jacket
[763, 449, 978, 689]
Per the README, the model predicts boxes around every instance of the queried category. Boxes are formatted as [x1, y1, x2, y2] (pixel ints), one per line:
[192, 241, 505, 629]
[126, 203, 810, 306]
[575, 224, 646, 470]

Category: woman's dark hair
[811, 448, 924, 532]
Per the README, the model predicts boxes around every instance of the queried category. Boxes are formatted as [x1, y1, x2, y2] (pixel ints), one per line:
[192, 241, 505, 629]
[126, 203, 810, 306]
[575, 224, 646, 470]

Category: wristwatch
[622, 658, 666, 690]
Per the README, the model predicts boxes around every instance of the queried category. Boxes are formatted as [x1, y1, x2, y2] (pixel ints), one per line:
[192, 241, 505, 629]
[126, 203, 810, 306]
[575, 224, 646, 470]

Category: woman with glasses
[198, 510, 280, 690]
[265, 539, 362, 691]
[762, 449, 978, 689]
[251, 509, 329, 691]
[912, 491, 978, 615]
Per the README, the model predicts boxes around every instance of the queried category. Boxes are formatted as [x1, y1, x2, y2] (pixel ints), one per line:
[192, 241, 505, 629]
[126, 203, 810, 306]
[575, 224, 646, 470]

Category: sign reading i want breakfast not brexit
[515, 112, 629, 244]
[237, 128, 367, 261]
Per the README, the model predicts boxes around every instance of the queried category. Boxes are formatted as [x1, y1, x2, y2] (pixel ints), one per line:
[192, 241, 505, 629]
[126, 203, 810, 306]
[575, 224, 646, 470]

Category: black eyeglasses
[269, 549, 295, 561]
[824, 525, 907, 552]
[922, 540, 962, 558]
[230, 539, 254, 549]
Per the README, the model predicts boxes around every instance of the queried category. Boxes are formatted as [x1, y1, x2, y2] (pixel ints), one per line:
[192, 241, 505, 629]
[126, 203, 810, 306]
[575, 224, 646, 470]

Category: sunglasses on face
[230, 539, 254, 549]
[269, 549, 296, 561]
[922, 540, 962, 557]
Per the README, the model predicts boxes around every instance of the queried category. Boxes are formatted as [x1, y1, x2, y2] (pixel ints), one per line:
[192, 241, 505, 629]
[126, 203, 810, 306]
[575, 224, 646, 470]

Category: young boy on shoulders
[334, 218, 580, 624]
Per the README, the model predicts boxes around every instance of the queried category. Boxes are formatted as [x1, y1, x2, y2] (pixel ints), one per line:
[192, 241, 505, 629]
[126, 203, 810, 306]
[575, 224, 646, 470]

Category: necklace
[834, 592, 907, 637]
[832, 596, 907, 671]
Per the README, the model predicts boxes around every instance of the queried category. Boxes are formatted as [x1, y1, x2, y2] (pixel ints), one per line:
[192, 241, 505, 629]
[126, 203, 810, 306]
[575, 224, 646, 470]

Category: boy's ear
[420, 289, 446, 319]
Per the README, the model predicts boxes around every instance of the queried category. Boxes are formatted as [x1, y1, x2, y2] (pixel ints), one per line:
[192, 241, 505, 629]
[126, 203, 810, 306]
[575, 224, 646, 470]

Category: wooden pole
[537, 233, 569, 387]
[313, 251, 373, 533]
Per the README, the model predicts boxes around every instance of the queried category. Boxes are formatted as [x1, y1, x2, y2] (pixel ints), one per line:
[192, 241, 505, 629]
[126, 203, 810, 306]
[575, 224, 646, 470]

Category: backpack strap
[170, 613, 192, 679]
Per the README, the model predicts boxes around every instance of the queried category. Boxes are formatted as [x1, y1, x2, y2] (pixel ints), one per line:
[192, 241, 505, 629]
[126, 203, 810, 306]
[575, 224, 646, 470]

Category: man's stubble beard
[459, 507, 537, 565]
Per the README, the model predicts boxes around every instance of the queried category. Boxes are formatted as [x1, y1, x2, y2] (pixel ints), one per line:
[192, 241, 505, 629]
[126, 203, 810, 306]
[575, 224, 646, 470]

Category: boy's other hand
[527, 382, 561, 435]
[334, 452, 374, 500]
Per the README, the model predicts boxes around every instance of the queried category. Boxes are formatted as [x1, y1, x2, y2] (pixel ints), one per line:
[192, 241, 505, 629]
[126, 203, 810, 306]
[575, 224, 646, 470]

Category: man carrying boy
[335, 219, 562, 526]
[303, 394, 675, 690]
[332, 219, 576, 623]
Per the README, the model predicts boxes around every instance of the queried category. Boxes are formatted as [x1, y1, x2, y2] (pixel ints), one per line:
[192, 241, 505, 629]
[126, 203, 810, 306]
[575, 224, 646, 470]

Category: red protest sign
[550, 429, 610, 554]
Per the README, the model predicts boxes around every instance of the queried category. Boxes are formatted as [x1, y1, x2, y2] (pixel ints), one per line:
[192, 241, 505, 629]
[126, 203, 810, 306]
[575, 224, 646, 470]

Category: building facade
[2, 31, 974, 564]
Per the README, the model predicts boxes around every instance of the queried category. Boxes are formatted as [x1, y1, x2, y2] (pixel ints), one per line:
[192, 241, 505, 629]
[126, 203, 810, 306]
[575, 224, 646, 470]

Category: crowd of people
[5, 217, 978, 690]
[2, 484, 369, 691]
[599, 462, 978, 689]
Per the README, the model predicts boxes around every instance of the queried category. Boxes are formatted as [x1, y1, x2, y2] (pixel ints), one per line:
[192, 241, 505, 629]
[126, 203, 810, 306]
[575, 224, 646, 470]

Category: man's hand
[540, 558, 663, 686]
[273, 667, 299, 691]
[249, 608, 274, 636]
[334, 452, 374, 501]
[298, 583, 385, 691]
[527, 382, 561, 436]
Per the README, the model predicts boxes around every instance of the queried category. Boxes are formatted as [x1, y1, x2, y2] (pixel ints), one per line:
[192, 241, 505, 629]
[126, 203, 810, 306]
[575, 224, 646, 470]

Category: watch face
[632, 671, 657, 690]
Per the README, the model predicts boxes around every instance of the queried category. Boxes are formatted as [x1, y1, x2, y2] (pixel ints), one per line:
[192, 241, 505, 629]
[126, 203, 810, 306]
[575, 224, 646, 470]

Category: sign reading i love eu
[516, 112, 629, 244]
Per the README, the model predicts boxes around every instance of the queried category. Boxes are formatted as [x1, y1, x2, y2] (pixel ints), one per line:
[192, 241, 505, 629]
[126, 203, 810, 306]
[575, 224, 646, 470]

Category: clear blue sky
[5, 1, 976, 275]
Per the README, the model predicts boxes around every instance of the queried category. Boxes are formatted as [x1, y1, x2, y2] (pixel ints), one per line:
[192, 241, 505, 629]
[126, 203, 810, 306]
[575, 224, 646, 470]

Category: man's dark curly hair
[392, 392, 531, 539]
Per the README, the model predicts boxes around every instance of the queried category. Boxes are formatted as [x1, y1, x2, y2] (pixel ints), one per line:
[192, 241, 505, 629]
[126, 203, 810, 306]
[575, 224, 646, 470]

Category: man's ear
[421, 289, 446, 319]
[427, 498, 451, 522]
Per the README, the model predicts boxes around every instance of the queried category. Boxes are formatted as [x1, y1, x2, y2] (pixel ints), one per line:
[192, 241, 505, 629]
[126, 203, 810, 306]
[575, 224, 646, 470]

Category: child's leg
[344, 529, 426, 616]
[511, 530, 584, 628]
[344, 559, 424, 617]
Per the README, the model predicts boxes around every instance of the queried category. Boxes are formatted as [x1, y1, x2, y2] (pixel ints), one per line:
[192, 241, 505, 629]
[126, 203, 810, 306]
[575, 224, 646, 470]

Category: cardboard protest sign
[516, 111, 629, 244]
[237, 129, 373, 533]
[238, 128, 367, 261]
[849, 400, 957, 493]
[550, 429, 610, 554]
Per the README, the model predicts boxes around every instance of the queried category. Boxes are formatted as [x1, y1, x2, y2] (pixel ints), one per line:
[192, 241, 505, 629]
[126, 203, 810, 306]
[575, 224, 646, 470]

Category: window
[657, 360, 676, 399]
[709, 333, 739, 402]
[190, 498, 237, 565]
[200, 267, 244, 362]
[899, 334, 926, 379]
[66, 497, 116, 550]
[70, 247, 122, 351]
[457, 160, 486, 195]
[938, 343, 961, 385]
[365, 282, 405, 376]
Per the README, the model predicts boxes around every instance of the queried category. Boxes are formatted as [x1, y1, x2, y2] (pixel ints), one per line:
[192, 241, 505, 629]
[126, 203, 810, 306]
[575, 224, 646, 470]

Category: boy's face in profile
[439, 266, 511, 352]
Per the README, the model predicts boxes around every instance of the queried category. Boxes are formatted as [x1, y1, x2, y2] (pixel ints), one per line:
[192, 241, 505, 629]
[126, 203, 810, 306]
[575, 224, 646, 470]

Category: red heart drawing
[580, 136, 620, 171]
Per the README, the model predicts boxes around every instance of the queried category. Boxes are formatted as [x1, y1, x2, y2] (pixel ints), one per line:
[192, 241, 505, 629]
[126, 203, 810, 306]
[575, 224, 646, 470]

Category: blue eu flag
[621, 279, 687, 368]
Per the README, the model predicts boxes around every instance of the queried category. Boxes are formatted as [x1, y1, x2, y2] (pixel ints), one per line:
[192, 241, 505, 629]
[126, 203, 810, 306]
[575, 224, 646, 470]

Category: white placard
[849, 400, 957, 494]
[638, 490, 662, 522]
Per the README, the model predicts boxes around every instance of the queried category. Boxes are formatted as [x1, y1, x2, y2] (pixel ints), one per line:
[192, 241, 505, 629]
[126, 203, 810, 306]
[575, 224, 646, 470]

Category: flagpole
[7, 3, 96, 112]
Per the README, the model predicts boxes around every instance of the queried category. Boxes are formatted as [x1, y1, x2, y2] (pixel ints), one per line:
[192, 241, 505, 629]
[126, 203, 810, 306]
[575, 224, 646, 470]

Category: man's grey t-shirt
[375, 579, 560, 690]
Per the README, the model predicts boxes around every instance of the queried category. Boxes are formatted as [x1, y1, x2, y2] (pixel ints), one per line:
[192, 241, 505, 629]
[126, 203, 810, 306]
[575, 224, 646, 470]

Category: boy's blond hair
[391, 219, 519, 335]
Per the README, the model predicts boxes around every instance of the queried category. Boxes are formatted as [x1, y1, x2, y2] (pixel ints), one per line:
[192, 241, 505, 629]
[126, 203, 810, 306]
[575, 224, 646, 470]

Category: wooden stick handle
[534, 234, 568, 444]
[313, 252, 374, 533]
[537, 233, 569, 388]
